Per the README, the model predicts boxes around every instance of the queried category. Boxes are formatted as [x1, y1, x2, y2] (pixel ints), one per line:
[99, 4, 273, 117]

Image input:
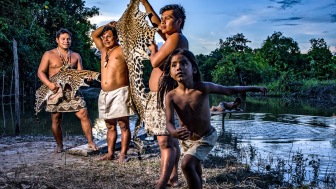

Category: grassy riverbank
[257, 79, 336, 99]
[1, 135, 335, 188]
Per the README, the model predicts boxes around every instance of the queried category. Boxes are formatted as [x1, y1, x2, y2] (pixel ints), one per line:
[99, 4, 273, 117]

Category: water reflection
[209, 94, 336, 180]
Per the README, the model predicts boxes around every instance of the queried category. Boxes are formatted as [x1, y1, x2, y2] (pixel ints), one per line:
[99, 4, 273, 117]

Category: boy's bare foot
[88, 142, 100, 151]
[53, 146, 63, 153]
[151, 179, 180, 187]
[97, 154, 115, 161]
[168, 175, 180, 187]
[117, 155, 129, 163]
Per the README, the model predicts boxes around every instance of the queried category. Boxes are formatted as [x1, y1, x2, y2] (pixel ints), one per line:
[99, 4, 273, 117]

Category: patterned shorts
[144, 92, 180, 136]
[46, 90, 86, 113]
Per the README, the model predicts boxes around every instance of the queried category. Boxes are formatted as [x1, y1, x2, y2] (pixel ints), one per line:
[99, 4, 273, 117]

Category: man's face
[56, 33, 71, 49]
[161, 10, 181, 34]
[102, 30, 118, 48]
[170, 54, 196, 82]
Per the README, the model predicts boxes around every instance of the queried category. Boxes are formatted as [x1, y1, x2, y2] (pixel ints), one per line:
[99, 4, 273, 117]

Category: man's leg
[116, 116, 131, 163]
[75, 108, 99, 150]
[98, 118, 117, 160]
[155, 135, 176, 189]
[51, 112, 63, 153]
[181, 155, 202, 189]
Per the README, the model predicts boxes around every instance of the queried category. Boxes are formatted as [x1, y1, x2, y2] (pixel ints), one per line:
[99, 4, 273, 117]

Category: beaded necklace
[104, 45, 119, 67]
[57, 47, 72, 70]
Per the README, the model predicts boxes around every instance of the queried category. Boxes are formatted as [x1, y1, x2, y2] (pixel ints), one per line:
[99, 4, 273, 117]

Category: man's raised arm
[140, 0, 166, 41]
[91, 25, 106, 52]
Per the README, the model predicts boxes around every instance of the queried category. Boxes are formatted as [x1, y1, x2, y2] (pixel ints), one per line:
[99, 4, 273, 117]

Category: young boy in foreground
[158, 49, 268, 189]
[141, 0, 188, 188]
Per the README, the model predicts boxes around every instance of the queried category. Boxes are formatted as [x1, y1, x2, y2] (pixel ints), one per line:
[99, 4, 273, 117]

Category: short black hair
[234, 97, 241, 104]
[56, 28, 72, 39]
[100, 26, 118, 38]
[159, 4, 186, 30]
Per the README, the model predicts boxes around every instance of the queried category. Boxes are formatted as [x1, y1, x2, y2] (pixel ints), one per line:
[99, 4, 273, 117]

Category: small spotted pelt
[116, 0, 158, 154]
[35, 69, 100, 122]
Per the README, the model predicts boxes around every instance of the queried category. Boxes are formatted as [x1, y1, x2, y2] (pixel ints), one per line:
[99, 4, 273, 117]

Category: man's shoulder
[44, 48, 56, 55]
[167, 33, 187, 41]
[71, 51, 81, 58]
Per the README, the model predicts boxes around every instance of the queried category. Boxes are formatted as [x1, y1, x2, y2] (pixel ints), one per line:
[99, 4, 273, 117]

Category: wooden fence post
[10, 69, 13, 99]
[2, 70, 5, 102]
[13, 38, 20, 135]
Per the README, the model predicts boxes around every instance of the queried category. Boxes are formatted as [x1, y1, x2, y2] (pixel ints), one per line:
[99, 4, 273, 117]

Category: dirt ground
[0, 136, 289, 189]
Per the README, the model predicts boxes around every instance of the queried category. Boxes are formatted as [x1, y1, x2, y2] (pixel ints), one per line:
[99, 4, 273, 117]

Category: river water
[1, 89, 335, 182]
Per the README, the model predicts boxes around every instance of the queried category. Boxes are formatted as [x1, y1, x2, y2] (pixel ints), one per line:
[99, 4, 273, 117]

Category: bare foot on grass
[117, 155, 129, 163]
[97, 154, 115, 161]
[53, 145, 63, 153]
[88, 142, 100, 151]
[151, 178, 180, 187]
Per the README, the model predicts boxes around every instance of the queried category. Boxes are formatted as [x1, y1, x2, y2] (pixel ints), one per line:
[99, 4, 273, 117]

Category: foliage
[0, 0, 100, 94]
[195, 31, 335, 96]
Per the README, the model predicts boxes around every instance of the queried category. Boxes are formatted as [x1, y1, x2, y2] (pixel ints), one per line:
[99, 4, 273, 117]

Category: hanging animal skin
[116, 0, 158, 154]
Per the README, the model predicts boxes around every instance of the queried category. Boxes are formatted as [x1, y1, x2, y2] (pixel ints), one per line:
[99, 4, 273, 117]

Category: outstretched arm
[140, 0, 166, 41]
[37, 52, 59, 94]
[165, 93, 190, 140]
[204, 82, 268, 96]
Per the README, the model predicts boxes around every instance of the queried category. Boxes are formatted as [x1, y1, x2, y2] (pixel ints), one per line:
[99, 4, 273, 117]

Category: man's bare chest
[49, 54, 78, 69]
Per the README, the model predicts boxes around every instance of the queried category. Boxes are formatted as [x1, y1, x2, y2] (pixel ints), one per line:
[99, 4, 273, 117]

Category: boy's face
[234, 102, 240, 106]
[56, 33, 71, 49]
[102, 30, 118, 48]
[170, 54, 196, 82]
[161, 10, 181, 34]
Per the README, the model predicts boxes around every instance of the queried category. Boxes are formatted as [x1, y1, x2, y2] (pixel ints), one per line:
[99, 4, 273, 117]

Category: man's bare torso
[170, 83, 212, 139]
[46, 49, 80, 78]
[149, 33, 188, 92]
[100, 46, 128, 91]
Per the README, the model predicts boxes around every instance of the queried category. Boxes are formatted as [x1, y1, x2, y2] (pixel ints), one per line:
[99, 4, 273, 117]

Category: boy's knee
[181, 158, 194, 172]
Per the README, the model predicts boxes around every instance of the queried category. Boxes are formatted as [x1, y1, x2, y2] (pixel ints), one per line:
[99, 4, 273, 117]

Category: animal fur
[35, 69, 100, 122]
[116, 0, 158, 153]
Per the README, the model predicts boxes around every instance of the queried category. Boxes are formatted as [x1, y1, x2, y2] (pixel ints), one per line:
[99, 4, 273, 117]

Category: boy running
[158, 49, 268, 189]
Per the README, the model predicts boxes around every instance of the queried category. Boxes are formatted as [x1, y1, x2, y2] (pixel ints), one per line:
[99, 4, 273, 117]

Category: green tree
[258, 32, 302, 75]
[306, 38, 335, 79]
[0, 0, 100, 94]
[212, 33, 262, 86]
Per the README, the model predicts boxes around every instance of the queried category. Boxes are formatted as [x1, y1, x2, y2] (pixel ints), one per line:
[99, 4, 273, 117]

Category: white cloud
[226, 15, 256, 28]
[89, 13, 121, 26]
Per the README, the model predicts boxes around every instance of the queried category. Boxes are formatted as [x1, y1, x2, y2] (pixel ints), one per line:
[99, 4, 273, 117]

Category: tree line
[0, 0, 100, 95]
[1, 1, 335, 96]
[196, 32, 336, 95]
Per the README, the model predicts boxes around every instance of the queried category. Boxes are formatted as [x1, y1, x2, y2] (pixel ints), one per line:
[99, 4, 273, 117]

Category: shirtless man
[141, 1, 188, 188]
[37, 28, 99, 153]
[91, 22, 134, 162]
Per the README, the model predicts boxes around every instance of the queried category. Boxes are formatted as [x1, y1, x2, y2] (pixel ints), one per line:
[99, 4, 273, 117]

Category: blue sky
[85, 0, 336, 55]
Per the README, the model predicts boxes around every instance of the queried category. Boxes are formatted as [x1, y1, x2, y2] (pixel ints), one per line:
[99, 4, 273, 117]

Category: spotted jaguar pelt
[116, 0, 158, 155]
[35, 69, 100, 122]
